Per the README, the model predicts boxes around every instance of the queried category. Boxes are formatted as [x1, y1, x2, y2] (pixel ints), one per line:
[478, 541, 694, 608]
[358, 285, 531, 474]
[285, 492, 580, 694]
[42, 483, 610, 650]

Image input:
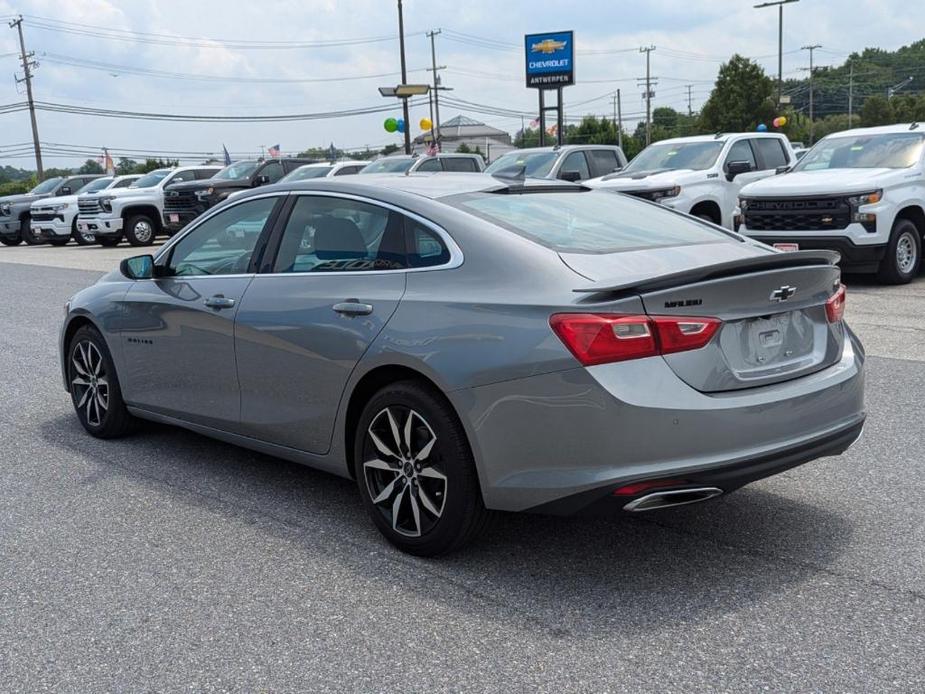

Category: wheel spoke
[372, 476, 399, 505]
[413, 436, 436, 463]
[391, 485, 408, 533]
[385, 408, 403, 456]
[364, 458, 398, 473]
[418, 466, 446, 483]
[73, 345, 89, 377]
[76, 387, 91, 408]
[96, 389, 108, 411]
[403, 410, 414, 452]
[86, 392, 96, 424]
[90, 345, 103, 375]
[369, 430, 400, 460]
[418, 486, 442, 517]
[72, 377, 91, 387]
[408, 491, 422, 537]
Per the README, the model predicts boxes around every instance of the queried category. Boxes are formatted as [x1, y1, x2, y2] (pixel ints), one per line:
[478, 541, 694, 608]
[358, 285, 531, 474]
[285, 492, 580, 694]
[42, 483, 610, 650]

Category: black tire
[354, 380, 492, 557]
[67, 324, 138, 439]
[0, 234, 21, 246]
[21, 218, 43, 246]
[96, 235, 121, 247]
[125, 214, 157, 247]
[48, 237, 69, 246]
[72, 219, 96, 246]
[877, 218, 922, 285]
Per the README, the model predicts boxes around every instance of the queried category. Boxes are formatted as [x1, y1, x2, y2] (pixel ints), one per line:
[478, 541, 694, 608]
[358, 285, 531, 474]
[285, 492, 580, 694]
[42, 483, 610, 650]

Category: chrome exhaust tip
[622, 487, 724, 512]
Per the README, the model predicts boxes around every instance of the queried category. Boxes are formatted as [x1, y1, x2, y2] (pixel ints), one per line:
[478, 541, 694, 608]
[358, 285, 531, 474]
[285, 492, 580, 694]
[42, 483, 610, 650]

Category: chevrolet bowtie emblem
[770, 285, 797, 302]
[531, 39, 567, 54]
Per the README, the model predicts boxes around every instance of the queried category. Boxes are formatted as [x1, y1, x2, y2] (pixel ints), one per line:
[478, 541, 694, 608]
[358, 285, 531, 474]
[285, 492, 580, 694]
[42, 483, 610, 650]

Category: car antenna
[491, 166, 526, 186]
[713, 132, 724, 139]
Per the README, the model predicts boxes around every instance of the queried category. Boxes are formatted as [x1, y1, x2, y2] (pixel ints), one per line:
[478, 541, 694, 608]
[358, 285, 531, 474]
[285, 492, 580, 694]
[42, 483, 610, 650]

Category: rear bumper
[750, 236, 886, 272]
[451, 331, 865, 513]
[77, 216, 123, 236]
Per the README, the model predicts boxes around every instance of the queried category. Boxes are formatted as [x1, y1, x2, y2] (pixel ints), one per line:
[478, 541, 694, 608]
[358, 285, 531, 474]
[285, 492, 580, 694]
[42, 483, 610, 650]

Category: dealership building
[412, 115, 515, 161]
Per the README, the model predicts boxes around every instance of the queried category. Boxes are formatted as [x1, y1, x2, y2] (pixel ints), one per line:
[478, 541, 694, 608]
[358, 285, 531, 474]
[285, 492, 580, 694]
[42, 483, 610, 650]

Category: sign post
[525, 31, 574, 147]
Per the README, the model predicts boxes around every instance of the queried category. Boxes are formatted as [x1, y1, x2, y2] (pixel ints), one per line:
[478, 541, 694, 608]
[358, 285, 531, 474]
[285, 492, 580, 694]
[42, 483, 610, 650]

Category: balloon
[397, 119, 405, 133]
[778, 116, 787, 127]
[419, 117, 433, 131]
[757, 123, 768, 132]
[772, 117, 782, 128]
[384, 118, 398, 133]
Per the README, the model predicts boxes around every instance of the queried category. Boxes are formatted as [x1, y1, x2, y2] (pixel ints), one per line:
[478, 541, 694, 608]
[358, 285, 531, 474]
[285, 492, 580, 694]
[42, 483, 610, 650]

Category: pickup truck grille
[31, 210, 62, 222]
[164, 190, 203, 214]
[744, 196, 851, 232]
[78, 199, 103, 216]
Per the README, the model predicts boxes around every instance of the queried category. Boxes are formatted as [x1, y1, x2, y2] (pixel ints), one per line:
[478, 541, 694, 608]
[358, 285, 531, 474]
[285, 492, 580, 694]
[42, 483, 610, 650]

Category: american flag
[425, 141, 439, 156]
[267, 144, 281, 158]
[529, 118, 540, 128]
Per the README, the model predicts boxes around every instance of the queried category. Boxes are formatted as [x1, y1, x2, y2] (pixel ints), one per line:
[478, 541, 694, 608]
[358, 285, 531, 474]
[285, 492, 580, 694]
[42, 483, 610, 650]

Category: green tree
[136, 158, 179, 173]
[699, 55, 775, 132]
[78, 159, 104, 174]
[380, 144, 400, 156]
[116, 158, 138, 175]
[860, 95, 895, 127]
[455, 142, 472, 153]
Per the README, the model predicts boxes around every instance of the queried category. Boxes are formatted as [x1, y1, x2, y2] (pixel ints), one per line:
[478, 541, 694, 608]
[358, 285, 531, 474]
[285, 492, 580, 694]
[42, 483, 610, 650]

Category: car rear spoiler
[573, 249, 840, 295]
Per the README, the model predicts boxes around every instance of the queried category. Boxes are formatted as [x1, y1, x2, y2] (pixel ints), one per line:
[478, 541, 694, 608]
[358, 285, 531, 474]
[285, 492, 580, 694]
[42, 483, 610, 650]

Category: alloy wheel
[896, 230, 918, 275]
[71, 341, 109, 427]
[363, 406, 447, 538]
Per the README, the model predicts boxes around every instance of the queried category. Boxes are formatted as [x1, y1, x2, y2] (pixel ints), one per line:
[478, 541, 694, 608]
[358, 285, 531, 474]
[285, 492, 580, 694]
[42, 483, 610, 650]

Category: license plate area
[720, 310, 822, 380]
[774, 242, 800, 252]
[169, 214, 180, 223]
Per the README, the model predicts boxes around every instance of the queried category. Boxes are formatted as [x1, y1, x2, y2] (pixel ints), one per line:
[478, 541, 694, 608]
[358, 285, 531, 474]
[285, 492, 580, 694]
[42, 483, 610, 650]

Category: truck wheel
[21, 218, 43, 246]
[97, 236, 121, 247]
[0, 234, 22, 246]
[125, 214, 156, 246]
[72, 219, 96, 246]
[877, 218, 921, 285]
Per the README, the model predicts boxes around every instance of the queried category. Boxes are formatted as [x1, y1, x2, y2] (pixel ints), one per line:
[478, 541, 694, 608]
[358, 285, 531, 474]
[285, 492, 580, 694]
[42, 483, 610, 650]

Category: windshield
[623, 141, 724, 173]
[484, 151, 558, 178]
[132, 170, 171, 188]
[360, 158, 414, 174]
[77, 178, 113, 194]
[283, 166, 333, 181]
[795, 132, 925, 171]
[213, 161, 259, 180]
[30, 177, 64, 195]
[450, 190, 728, 253]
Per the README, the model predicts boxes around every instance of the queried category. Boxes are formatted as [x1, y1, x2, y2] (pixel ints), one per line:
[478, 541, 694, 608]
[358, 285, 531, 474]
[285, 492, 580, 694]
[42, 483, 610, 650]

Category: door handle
[204, 295, 236, 309]
[333, 300, 373, 316]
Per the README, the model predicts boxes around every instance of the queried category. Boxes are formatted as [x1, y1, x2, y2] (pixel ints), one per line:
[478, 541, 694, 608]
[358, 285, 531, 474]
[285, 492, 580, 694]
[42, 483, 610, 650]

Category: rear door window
[405, 219, 450, 267]
[272, 196, 407, 273]
[753, 138, 789, 170]
[415, 158, 443, 172]
[443, 157, 479, 172]
[260, 161, 285, 183]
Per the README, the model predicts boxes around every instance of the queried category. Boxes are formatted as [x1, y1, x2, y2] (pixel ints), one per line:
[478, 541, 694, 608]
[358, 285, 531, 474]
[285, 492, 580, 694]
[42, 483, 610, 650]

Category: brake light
[549, 313, 722, 366]
[612, 479, 689, 496]
[825, 284, 846, 323]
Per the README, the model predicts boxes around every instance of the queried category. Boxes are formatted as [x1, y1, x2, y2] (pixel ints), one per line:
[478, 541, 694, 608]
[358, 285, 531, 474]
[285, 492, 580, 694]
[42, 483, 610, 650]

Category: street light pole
[397, 0, 411, 155]
[754, 0, 799, 106]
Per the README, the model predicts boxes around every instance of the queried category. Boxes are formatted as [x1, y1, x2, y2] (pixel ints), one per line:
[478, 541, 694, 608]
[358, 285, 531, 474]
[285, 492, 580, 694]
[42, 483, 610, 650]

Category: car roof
[646, 132, 788, 146]
[818, 123, 923, 138]
[501, 145, 622, 155]
[248, 172, 584, 201]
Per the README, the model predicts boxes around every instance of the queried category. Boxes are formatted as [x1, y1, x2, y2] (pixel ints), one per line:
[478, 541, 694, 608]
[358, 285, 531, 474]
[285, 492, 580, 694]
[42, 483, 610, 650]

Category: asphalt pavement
[1, 248, 923, 692]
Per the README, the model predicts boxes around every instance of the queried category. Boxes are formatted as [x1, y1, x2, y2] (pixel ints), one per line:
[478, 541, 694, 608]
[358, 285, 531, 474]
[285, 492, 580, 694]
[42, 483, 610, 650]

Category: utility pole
[801, 44, 821, 145]
[9, 15, 43, 180]
[396, 0, 411, 155]
[639, 46, 656, 146]
[685, 84, 694, 117]
[616, 89, 623, 149]
[754, 0, 799, 106]
[426, 29, 444, 151]
[848, 62, 854, 127]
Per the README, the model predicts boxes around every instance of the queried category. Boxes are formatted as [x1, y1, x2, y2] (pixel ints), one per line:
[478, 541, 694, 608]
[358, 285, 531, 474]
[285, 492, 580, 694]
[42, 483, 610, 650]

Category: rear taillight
[549, 313, 722, 366]
[612, 479, 689, 496]
[825, 284, 846, 323]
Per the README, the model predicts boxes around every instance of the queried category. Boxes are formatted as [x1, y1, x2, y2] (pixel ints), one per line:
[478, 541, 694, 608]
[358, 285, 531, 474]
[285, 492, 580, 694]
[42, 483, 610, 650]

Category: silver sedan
[60, 174, 865, 556]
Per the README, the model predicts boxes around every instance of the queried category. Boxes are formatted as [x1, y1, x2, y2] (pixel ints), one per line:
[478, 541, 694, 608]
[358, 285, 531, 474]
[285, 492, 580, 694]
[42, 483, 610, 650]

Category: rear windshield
[361, 158, 414, 174]
[484, 151, 558, 178]
[449, 190, 730, 253]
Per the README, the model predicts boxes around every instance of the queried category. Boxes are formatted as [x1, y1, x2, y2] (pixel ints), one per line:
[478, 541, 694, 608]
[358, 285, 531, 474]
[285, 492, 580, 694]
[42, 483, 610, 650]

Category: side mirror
[725, 160, 753, 181]
[60, 186, 72, 196]
[254, 175, 270, 186]
[611, 166, 624, 173]
[775, 165, 791, 175]
[559, 170, 582, 183]
[120, 254, 155, 280]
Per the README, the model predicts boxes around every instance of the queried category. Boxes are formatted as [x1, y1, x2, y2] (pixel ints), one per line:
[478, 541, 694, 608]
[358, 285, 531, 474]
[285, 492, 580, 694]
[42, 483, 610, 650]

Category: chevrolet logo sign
[531, 39, 567, 54]
[770, 285, 797, 302]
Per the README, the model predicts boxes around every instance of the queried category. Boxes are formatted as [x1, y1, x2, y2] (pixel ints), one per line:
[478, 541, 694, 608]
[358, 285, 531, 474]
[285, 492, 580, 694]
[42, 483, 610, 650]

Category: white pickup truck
[29, 175, 140, 245]
[586, 132, 795, 229]
[738, 123, 925, 284]
[76, 165, 220, 246]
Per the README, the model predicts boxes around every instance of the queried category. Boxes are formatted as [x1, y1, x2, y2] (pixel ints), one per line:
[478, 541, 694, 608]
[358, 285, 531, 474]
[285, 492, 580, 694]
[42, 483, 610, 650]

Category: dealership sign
[525, 31, 574, 88]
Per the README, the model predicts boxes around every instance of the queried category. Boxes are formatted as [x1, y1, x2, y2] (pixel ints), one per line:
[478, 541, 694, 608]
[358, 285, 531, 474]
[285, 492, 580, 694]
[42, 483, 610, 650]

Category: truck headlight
[651, 185, 682, 201]
[0, 203, 10, 217]
[847, 190, 882, 207]
[50, 203, 70, 212]
[99, 196, 115, 213]
[738, 198, 750, 211]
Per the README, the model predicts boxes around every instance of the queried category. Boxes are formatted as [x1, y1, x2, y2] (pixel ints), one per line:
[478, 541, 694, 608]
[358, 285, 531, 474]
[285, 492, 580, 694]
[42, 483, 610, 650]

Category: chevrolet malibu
[61, 174, 865, 556]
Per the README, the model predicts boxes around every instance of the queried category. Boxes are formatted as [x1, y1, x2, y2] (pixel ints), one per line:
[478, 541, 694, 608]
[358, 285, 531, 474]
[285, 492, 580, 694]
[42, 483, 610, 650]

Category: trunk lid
[563, 246, 844, 392]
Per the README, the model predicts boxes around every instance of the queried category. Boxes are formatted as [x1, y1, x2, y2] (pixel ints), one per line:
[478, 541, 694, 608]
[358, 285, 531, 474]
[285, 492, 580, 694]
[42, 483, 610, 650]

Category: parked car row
[5, 124, 924, 283]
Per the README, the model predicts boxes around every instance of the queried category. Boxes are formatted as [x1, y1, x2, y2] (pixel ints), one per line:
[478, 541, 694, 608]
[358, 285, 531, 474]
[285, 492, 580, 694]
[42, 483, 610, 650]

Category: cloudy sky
[1, 0, 923, 168]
